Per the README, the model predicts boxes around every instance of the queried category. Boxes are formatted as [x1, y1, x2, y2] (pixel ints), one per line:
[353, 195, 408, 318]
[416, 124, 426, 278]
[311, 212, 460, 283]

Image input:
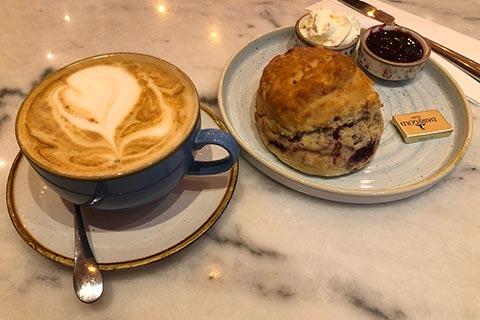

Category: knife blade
[337, 0, 480, 82]
[338, 0, 394, 25]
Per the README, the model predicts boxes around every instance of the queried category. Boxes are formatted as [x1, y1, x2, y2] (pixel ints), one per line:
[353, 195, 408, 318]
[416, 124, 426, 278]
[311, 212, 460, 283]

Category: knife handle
[425, 37, 480, 82]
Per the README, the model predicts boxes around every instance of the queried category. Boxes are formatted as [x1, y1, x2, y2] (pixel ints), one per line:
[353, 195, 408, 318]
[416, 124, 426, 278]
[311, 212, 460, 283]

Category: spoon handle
[73, 204, 103, 303]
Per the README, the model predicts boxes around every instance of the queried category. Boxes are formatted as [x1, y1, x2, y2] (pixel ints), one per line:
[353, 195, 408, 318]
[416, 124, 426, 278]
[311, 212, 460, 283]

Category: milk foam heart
[53, 65, 145, 156]
[16, 54, 198, 178]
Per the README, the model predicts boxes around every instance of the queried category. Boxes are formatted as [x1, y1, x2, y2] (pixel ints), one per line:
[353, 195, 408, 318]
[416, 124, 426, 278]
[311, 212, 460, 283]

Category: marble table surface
[1, 0, 479, 319]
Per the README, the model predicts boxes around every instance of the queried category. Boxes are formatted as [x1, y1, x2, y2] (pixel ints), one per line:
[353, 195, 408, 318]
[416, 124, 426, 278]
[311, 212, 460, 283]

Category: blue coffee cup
[16, 53, 239, 210]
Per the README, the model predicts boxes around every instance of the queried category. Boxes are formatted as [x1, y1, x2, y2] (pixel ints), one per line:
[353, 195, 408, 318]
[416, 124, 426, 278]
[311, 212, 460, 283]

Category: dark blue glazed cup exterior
[26, 116, 238, 210]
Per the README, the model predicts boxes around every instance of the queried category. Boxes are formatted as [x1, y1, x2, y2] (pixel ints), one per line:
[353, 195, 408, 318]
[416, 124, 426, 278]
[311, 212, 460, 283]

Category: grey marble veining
[0, 0, 479, 319]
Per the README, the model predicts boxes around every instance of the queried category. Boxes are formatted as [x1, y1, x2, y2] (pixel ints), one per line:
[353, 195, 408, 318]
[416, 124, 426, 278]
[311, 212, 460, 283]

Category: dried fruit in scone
[255, 47, 384, 177]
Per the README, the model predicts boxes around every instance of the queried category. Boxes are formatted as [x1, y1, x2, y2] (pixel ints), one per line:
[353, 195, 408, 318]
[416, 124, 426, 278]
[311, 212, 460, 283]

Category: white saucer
[218, 26, 472, 204]
[6, 106, 238, 270]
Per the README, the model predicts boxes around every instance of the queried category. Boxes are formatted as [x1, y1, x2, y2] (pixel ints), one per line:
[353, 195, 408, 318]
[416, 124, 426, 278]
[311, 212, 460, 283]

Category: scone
[255, 47, 384, 177]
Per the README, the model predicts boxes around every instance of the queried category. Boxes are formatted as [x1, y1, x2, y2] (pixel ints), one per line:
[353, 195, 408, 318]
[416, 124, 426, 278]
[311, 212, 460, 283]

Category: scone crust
[255, 47, 384, 177]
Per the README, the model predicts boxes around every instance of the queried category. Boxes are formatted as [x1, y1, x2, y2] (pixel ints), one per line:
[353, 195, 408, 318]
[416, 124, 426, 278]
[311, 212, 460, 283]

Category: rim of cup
[15, 52, 201, 181]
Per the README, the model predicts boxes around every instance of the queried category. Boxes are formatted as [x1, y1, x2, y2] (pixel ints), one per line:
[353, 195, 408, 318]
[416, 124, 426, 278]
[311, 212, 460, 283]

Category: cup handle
[188, 128, 239, 175]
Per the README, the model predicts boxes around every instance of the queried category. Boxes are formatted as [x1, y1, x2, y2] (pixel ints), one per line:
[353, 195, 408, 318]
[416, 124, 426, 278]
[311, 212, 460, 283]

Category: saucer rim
[6, 105, 239, 271]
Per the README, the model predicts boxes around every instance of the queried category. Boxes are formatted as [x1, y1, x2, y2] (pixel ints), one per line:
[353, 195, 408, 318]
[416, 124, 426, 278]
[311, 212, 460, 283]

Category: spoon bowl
[73, 204, 103, 303]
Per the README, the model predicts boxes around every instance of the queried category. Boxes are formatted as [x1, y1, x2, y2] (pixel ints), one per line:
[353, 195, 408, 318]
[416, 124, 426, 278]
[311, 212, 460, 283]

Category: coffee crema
[16, 53, 198, 179]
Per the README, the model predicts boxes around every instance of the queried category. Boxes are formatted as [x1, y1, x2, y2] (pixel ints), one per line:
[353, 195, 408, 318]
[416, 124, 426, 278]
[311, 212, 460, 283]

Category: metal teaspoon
[73, 204, 103, 303]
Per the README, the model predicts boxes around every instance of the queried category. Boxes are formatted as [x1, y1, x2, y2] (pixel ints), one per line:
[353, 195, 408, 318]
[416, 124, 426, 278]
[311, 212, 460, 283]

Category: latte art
[16, 54, 198, 178]
[52, 65, 144, 156]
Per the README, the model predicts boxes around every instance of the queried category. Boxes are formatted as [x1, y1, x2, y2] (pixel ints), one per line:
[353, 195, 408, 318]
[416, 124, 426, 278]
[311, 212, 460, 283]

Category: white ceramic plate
[218, 26, 472, 204]
[6, 106, 238, 270]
